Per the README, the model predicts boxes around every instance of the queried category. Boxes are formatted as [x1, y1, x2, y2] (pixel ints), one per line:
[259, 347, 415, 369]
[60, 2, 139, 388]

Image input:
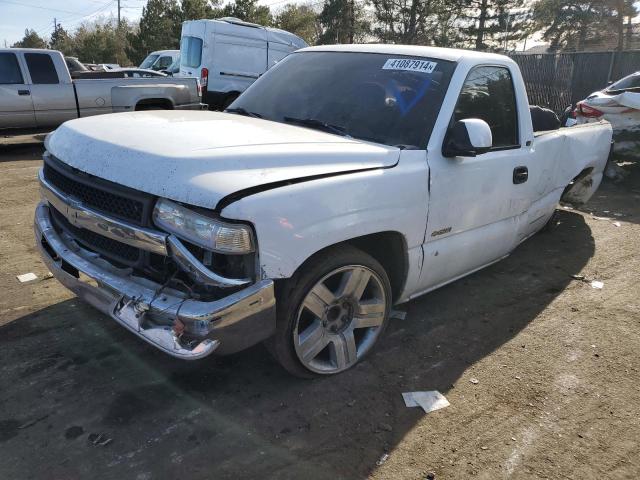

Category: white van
[180, 17, 308, 109]
[139, 50, 180, 71]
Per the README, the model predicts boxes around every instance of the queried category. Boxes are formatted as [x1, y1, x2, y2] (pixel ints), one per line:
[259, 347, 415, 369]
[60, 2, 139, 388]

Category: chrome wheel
[293, 265, 388, 374]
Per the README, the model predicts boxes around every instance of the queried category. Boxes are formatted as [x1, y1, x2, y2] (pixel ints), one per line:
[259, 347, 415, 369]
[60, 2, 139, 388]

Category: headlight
[153, 198, 254, 254]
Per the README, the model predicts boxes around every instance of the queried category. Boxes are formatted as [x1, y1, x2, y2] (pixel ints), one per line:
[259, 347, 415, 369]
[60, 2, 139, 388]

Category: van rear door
[180, 21, 206, 79]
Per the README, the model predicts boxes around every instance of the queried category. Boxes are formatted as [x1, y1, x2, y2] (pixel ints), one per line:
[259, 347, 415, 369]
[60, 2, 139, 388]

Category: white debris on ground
[402, 391, 450, 414]
[376, 453, 389, 466]
[570, 274, 604, 289]
[16, 273, 37, 283]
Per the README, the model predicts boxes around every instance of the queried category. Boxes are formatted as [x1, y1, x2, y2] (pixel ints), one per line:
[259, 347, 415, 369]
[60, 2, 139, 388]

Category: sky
[1, 0, 637, 50]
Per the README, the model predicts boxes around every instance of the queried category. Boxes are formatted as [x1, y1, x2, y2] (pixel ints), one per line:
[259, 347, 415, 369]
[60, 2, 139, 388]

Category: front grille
[50, 208, 141, 265]
[42, 157, 155, 225]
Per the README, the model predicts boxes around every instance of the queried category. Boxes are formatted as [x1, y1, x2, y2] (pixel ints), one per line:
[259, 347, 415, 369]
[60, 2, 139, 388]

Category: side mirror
[442, 119, 493, 157]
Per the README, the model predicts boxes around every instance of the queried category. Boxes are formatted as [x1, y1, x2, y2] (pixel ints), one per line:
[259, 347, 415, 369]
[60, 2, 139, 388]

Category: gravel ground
[0, 141, 638, 480]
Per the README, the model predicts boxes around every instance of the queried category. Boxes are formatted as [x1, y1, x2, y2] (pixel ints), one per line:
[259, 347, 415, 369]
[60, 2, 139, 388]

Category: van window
[453, 66, 519, 148]
[157, 56, 173, 68]
[24, 53, 59, 84]
[0, 53, 23, 84]
[181, 36, 203, 68]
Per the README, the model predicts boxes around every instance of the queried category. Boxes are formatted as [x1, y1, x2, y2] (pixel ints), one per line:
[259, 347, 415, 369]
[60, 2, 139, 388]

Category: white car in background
[575, 71, 640, 159]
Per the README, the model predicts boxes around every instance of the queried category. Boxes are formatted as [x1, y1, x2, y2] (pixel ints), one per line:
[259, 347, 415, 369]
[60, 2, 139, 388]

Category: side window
[157, 56, 172, 68]
[24, 53, 59, 84]
[454, 66, 519, 148]
[0, 53, 24, 84]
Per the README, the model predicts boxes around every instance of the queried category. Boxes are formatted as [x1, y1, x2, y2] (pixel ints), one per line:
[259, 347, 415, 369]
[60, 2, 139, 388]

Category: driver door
[419, 65, 530, 291]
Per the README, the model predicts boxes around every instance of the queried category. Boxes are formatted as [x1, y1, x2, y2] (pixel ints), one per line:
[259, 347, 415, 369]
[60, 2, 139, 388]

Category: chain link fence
[509, 50, 640, 114]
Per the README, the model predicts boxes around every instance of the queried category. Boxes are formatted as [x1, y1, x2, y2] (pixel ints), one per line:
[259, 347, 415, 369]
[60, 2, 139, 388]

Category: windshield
[230, 51, 456, 148]
[606, 72, 640, 93]
[139, 54, 159, 69]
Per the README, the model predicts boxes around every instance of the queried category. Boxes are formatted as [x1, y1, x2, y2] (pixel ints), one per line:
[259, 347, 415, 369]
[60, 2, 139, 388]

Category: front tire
[267, 246, 392, 378]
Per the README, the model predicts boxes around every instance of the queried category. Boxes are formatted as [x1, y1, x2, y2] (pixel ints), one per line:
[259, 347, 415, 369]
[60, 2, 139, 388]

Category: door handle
[513, 166, 528, 184]
[18, 89, 30, 96]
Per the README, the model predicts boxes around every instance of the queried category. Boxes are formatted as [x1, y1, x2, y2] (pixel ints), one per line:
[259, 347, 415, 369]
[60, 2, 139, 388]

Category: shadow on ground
[0, 209, 595, 479]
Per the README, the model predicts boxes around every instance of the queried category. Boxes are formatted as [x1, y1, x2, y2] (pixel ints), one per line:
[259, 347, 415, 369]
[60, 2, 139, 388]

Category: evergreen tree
[180, 0, 222, 20]
[371, 0, 457, 45]
[221, 0, 273, 25]
[531, 0, 636, 51]
[73, 19, 134, 65]
[128, 0, 182, 64]
[274, 4, 321, 45]
[318, 0, 369, 44]
[12, 29, 48, 49]
[50, 25, 75, 56]
[458, 0, 531, 51]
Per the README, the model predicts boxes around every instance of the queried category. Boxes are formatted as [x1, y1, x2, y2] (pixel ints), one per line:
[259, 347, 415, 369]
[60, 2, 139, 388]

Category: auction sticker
[382, 58, 437, 73]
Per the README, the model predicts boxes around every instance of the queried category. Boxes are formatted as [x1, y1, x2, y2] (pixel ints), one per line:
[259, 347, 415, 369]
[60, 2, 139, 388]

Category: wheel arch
[278, 231, 409, 304]
[135, 98, 174, 110]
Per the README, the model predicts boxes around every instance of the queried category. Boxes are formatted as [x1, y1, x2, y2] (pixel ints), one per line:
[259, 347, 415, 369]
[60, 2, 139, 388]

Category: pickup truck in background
[35, 45, 612, 378]
[0, 48, 204, 133]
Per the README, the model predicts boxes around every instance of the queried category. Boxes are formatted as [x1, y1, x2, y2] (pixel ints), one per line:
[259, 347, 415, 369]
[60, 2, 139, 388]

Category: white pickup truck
[35, 45, 612, 377]
[0, 48, 203, 133]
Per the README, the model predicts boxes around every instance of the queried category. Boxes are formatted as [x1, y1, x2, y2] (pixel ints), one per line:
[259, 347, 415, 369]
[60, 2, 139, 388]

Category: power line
[33, 0, 116, 38]
[0, 0, 92, 15]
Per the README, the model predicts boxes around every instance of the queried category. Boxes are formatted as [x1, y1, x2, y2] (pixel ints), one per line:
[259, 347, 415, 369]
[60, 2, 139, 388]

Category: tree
[222, 0, 273, 25]
[458, 0, 531, 51]
[371, 0, 458, 45]
[73, 19, 134, 65]
[532, 0, 617, 51]
[180, 0, 221, 20]
[128, 0, 182, 64]
[317, 0, 369, 44]
[274, 4, 321, 45]
[624, 0, 638, 49]
[50, 25, 75, 55]
[12, 29, 48, 49]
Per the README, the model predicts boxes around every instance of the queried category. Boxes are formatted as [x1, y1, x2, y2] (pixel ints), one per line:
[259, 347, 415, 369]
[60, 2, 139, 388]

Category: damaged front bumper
[34, 203, 276, 360]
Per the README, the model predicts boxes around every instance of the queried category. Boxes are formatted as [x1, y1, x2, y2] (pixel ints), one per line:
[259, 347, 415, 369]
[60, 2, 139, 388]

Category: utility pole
[117, 0, 121, 27]
[616, 0, 624, 51]
[503, 12, 510, 52]
[53, 17, 57, 35]
[348, 0, 355, 43]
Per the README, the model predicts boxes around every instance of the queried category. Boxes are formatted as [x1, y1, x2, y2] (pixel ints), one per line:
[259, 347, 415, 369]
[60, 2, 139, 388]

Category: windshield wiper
[283, 117, 349, 137]
[225, 107, 262, 118]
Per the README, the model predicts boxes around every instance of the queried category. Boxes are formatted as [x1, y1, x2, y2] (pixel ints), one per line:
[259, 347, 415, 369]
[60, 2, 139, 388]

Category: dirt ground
[0, 139, 638, 480]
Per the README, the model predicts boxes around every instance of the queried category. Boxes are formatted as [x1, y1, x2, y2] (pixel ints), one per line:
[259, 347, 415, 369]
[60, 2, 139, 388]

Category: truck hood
[46, 111, 399, 210]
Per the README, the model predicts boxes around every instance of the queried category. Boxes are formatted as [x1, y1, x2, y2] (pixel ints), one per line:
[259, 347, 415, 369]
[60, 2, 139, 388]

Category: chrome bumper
[34, 203, 276, 359]
[38, 168, 249, 288]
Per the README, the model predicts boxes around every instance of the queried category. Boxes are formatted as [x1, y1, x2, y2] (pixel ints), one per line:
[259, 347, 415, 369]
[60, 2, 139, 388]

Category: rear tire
[266, 245, 392, 378]
[221, 93, 238, 110]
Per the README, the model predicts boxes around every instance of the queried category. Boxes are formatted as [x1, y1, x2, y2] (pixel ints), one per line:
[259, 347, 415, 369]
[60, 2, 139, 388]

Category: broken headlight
[153, 198, 254, 255]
